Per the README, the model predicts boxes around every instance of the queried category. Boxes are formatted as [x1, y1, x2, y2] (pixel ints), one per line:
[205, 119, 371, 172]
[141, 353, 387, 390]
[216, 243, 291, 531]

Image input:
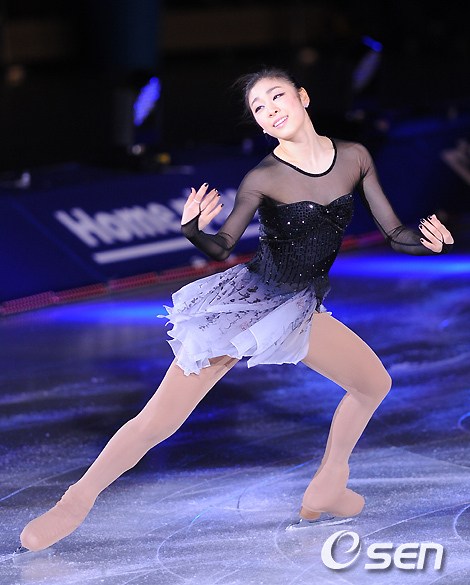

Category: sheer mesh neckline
[271, 137, 337, 177]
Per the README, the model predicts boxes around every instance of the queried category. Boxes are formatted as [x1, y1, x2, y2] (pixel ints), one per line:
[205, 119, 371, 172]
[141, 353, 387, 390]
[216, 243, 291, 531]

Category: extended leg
[20, 354, 239, 551]
[300, 313, 392, 518]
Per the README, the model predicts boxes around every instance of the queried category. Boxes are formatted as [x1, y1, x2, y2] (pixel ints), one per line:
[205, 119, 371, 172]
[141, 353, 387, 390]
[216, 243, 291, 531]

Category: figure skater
[19, 67, 454, 552]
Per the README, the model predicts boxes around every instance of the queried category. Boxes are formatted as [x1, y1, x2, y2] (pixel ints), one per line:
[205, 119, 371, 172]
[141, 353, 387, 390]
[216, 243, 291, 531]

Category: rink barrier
[2, 118, 468, 307]
[0, 231, 383, 316]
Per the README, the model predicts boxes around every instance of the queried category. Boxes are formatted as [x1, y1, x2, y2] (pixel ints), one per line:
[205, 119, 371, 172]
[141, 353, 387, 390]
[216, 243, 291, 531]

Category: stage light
[134, 77, 161, 127]
[361, 36, 383, 53]
[352, 36, 383, 93]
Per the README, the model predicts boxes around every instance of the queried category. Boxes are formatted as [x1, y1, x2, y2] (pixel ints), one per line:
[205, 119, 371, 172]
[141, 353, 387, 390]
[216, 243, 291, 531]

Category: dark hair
[233, 67, 302, 117]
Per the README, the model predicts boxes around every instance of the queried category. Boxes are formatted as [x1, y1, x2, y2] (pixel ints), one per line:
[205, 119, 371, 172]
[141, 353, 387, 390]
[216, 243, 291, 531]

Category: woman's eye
[254, 105, 263, 113]
[273, 93, 285, 101]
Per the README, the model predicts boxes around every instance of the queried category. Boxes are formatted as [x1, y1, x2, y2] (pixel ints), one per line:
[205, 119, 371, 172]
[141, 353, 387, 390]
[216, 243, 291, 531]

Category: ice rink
[1, 249, 469, 585]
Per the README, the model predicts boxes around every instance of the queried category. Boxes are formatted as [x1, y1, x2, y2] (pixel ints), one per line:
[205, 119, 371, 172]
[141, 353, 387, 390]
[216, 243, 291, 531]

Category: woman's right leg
[299, 313, 392, 519]
[20, 354, 239, 551]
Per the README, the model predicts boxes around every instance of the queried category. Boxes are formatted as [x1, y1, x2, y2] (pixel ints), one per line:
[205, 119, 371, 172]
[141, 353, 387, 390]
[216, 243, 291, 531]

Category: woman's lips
[273, 116, 288, 128]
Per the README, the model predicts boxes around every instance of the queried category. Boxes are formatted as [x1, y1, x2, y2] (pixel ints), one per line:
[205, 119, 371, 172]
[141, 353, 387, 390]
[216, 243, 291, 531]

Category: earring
[263, 129, 267, 134]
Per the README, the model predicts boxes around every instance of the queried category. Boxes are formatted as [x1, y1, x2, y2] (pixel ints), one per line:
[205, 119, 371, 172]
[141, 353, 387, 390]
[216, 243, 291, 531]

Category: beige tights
[300, 313, 392, 518]
[20, 354, 239, 551]
[20, 313, 391, 550]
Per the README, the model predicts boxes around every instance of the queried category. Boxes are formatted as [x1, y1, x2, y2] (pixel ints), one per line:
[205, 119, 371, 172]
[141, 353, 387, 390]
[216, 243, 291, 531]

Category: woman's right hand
[419, 214, 454, 253]
[181, 183, 223, 230]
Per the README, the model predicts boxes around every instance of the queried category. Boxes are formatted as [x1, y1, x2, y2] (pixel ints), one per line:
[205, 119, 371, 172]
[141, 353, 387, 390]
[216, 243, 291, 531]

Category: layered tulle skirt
[157, 262, 329, 376]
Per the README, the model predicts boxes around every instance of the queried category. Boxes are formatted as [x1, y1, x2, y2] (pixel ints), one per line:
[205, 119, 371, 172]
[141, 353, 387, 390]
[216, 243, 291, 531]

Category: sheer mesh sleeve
[181, 170, 264, 261]
[356, 144, 452, 255]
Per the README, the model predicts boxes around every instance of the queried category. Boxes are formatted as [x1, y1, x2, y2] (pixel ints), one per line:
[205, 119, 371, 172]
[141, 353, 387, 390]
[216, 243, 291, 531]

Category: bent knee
[352, 361, 392, 402]
[368, 363, 392, 401]
[380, 368, 392, 398]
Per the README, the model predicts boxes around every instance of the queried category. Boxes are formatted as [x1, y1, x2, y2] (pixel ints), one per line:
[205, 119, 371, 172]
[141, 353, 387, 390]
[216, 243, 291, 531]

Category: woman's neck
[274, 126, 334, 174]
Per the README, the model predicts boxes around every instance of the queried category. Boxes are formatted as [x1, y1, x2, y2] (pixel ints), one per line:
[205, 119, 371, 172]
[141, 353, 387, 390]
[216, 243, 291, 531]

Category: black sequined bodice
[181, 140, 443, 302]
[246, 194, 354, 300]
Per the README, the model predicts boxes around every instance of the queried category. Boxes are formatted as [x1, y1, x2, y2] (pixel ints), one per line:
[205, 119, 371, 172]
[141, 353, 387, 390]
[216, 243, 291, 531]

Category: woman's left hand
[419, 214, 454, 252]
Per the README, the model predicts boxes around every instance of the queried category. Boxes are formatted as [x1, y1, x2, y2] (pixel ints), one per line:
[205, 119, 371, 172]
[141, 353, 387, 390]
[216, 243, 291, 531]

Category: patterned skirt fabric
[157, 263, 329, 376]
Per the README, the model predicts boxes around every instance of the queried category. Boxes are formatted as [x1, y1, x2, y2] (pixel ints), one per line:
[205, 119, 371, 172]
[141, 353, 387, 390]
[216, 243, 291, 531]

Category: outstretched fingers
[419, 214, 454, 252]
[189, 183, 219, 208]
[201, 189, 221, 212]
[192, 183, 210, 206]
[199, 187, 224, 229]
[199, 187, 219, 210]
[427, 214, 454, 244]
[182, 183, 212, 226]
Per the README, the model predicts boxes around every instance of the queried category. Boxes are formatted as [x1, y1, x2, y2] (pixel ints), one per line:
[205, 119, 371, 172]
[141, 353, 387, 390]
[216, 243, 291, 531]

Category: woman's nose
[267, 105, 279, 116]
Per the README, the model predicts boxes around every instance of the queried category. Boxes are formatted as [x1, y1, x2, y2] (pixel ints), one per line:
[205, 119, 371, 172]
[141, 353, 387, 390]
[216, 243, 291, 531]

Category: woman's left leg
[300, 312, 392, 518]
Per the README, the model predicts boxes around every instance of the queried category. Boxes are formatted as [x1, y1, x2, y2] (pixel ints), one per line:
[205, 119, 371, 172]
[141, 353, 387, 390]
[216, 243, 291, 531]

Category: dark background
[0, 0, 469, 171]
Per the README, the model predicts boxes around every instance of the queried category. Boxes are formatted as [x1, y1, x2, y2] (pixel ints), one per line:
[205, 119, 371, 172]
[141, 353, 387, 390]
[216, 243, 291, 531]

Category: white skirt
[157, 262, 330, 376]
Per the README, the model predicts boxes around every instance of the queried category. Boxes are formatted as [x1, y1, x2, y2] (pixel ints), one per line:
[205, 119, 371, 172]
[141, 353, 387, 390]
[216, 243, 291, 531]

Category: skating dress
[158, 139, 449, 375]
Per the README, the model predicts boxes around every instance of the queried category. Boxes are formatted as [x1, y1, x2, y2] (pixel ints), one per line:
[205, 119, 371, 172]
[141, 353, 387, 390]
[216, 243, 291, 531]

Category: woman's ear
[299, 87, 310, 108]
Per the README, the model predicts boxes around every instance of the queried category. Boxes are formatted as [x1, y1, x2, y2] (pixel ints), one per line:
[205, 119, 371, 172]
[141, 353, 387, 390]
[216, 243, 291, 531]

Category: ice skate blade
[14, 546, 29, 555]
[286, 515, 353, 530]
[12, 545, 54, 565]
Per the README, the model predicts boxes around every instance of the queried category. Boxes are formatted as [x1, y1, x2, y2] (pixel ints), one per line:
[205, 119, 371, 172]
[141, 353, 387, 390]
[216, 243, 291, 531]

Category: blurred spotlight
[297, 46, 320, 67]
[362, 35, 383, 53]
[343, 35, 385, 134]
[5, 64, 26, 87]
[113, 74, 163, 170]
[352, 36, 382, 93]
[134, 76, 161, 127]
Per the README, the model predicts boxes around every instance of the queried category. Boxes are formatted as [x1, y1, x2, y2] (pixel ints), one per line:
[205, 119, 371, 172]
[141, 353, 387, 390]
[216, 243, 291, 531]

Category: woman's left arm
[356, 144, 454, 255]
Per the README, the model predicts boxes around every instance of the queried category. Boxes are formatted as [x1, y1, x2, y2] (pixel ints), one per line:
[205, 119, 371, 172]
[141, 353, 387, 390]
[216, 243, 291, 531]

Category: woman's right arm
[180, 172, 263, 261]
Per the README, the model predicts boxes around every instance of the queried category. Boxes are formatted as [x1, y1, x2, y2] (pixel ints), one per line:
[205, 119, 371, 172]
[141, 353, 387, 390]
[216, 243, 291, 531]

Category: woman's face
[247, 77, 309, 139]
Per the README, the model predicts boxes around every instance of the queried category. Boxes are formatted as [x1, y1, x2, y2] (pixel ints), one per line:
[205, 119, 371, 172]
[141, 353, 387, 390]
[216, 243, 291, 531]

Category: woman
[19, 67, 454, 552]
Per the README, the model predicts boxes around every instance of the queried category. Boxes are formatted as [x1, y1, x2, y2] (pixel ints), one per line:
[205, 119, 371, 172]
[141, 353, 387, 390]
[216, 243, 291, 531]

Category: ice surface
[1, 249, 469, 584]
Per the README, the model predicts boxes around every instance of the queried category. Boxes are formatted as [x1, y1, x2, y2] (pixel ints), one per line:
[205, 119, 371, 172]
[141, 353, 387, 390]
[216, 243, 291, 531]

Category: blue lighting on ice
[58, 301, 168, 323]
[332, 253, 470, 277]
[49, 253, 469, 323]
